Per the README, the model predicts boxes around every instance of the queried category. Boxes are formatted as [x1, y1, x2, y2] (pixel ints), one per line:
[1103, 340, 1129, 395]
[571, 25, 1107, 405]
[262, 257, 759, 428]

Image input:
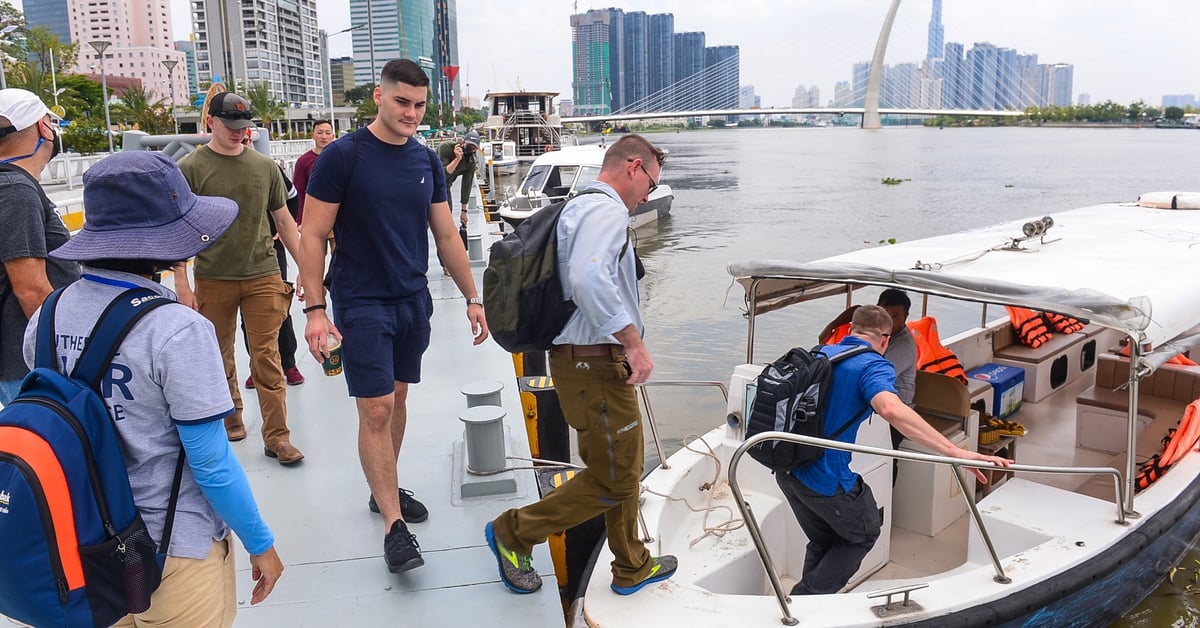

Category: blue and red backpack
[0, 287, 183, 627]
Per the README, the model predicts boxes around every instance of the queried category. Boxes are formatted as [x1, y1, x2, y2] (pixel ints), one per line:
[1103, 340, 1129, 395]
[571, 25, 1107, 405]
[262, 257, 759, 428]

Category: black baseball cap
[207, 92, 254, 129]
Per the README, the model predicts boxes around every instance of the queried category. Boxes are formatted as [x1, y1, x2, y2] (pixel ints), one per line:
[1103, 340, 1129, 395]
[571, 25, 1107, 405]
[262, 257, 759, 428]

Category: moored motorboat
[576, 195, 1200, 626]
[496, 145, 673, 232]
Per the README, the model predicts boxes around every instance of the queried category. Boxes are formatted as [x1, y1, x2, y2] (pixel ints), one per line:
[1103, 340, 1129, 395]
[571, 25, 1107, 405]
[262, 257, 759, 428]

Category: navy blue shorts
[335, 291, 433, 398]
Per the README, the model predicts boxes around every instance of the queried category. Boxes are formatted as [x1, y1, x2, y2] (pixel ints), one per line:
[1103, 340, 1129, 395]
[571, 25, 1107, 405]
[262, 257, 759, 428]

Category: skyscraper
[622, 11, 649, 113]
[571, 10, 612, 116]
[941, 42, 965, 108]
[672, 31, 705, 109]
[35, 0, 188, 106]
[192, 0, 323, 105]
[434, 0, 461, 108]
[927, 0, 944, 60]
[349, 0, 436, 87]
[330, 57, 355, 105]
[703, 45, 739, 110]
[605, 8, 625, 112]
[175, 40, 199, 101]
[647, 13, 674, 110]
[1045, 63, 1073, 106]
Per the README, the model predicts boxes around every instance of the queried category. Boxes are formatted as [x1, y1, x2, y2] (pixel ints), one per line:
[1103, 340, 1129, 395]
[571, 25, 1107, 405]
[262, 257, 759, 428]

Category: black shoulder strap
[823, 344, 877, 440]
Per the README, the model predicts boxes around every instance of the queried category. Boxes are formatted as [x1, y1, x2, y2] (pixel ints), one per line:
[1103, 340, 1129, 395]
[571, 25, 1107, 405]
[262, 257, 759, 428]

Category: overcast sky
[157, 0, 1189, 108]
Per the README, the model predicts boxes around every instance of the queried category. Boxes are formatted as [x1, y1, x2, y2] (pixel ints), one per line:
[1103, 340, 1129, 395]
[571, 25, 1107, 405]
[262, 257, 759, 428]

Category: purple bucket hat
[51, 151, 237, 262]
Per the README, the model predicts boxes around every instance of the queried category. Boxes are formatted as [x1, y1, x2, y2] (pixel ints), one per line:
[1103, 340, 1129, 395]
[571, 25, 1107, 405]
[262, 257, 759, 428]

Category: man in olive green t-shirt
[175, 91, 305, 464]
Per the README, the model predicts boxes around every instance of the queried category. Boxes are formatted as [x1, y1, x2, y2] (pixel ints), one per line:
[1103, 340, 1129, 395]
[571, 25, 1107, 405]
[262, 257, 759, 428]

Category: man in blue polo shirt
[780, 305, 1011, 596]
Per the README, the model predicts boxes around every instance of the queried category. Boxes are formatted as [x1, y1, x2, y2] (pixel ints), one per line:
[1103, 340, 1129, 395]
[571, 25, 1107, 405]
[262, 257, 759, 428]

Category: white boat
[480, 140, 519, 175]
[496, 145, 674, 231]
[576, 194, 1200, 626]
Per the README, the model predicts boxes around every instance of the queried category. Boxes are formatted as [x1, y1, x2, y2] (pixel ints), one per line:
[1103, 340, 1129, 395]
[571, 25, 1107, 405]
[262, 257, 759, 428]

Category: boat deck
[165, 213, 566, 626]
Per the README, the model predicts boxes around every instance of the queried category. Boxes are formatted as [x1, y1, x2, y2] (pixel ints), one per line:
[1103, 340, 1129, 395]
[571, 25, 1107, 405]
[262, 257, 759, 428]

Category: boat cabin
[483, 91, 563, 160]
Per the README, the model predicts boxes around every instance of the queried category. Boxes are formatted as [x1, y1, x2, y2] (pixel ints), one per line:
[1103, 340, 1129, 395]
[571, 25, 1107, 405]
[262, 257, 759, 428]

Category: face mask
[50, 130, 61, 159]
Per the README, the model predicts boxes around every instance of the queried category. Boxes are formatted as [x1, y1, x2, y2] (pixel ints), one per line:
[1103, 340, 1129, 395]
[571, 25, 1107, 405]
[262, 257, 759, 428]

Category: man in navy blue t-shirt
[298, 59, 489, 574]
[779, 305, 1010, 596]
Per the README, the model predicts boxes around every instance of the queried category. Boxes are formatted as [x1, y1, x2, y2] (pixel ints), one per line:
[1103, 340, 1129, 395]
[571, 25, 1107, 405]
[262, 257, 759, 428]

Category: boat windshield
[576, 166, 600, 189]
[520, 166, 551, 194]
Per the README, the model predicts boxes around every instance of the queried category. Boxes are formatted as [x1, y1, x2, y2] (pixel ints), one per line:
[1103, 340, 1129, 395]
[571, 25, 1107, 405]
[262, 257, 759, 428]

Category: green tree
[112, 84, 172, 134]
[245, 81, 286, 135]
[1165, 106, 1185, 121]
[456, 106, 484, 128]
[343, 84, 374, 105]
[354, 97, 378, 124]
[56, 74, 103, 120]
[61, 115, 109, 154]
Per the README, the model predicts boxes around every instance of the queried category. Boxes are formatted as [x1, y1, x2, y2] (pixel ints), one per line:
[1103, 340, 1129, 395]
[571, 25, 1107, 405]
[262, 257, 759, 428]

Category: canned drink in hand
[322, 336, 343, 376]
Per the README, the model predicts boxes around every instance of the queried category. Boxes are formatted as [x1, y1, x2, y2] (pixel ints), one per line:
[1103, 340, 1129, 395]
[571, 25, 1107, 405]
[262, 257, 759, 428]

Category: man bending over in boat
[780, 305, 1011, 596]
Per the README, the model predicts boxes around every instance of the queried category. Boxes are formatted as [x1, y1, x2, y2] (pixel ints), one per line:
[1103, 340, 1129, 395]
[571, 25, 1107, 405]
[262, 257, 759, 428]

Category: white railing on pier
[270, 139, 314, 161]
[40, 153, 107, 189]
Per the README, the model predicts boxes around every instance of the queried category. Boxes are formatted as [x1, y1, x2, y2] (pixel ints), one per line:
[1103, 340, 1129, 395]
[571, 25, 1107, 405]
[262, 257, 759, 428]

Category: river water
[591, 126, 1200, 625]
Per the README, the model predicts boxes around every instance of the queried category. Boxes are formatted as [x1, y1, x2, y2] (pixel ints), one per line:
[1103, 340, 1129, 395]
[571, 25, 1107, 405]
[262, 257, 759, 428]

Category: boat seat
[1075, 354, 1200, 456]
[992, 323, 1100, 402]
[912, 371, 971, 437]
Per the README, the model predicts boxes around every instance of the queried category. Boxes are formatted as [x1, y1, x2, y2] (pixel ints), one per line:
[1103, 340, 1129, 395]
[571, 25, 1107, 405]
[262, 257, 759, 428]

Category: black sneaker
[368, 488, 429, 523]
[384, 519, 424, 573]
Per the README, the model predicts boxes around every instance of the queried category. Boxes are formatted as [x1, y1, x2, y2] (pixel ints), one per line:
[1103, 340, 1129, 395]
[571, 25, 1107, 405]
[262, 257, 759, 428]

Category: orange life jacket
[906, 316, 968, 384]
[1117, 344, 1199, 366]
[1044, 312, 1085, 334]
[1136, 399, 1200, 492]
[1006, 306, 1053, 348]
[824, 323, 851, 345]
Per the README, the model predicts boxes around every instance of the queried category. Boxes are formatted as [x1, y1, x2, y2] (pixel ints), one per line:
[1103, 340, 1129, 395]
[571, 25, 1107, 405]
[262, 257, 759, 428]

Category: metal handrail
[637, 380, 729, 471]
[728, 431, 1128, 626]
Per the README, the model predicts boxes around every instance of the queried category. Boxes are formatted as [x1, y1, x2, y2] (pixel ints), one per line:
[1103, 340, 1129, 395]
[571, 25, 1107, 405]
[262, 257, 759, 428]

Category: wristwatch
[466, 297, 483, 307]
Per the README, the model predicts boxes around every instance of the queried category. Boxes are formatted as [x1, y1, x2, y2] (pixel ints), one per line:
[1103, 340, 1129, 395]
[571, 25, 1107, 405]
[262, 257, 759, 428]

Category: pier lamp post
[89, 40, 114, 153]
[160, 58, 179, 135]
[323, 23, 365, 136]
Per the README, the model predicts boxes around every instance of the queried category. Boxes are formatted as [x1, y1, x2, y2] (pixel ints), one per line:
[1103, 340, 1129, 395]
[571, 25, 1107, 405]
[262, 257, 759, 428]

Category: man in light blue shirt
[487, 135, 677, 597]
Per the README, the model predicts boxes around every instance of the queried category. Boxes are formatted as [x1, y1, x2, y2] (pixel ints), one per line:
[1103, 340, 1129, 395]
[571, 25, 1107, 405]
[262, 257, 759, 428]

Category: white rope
[641, 433, 746, 548]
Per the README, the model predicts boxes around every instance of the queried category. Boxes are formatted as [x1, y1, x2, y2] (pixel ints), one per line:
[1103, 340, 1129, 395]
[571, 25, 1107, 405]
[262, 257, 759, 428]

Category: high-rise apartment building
[622, 11, 648, 113]
[174, 40, 199, 101]
[1044, 63, 1073, 107]
[703, 45, 738, 110]
[24, 0, 187, 105]
[647, 13, 674, 109]
[330, 57, 355, 105]
[192, 0, 324, 106]
[349, 0, 435, 88]
[605, 9, 625, 112]
[570, 10, 612, 116]
[672, 31, 704, 109]
[941, 42, 965, 108]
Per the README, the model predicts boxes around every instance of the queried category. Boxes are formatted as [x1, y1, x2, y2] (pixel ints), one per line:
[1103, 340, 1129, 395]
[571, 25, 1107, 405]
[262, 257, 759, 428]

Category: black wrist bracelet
[302, 304, 327, 313]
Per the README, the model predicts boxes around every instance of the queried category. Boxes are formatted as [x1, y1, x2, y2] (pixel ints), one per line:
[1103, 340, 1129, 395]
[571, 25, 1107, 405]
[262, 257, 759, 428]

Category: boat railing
[728, 431, 1128, 627]
[636, 380, 729, 471]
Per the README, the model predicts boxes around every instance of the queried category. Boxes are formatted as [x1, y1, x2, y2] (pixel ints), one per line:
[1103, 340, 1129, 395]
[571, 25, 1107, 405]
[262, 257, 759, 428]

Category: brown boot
[225, 419, 247, 442]
[264, 441, 305, 465]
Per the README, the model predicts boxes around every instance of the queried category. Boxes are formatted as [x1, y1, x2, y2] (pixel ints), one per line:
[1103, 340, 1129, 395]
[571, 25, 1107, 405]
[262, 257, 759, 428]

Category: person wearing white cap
[0, 88, 80, 405]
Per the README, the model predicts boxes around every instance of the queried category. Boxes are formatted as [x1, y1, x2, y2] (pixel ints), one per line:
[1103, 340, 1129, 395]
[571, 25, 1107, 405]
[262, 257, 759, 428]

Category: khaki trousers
[492, 352, 653, 587]
[112, 538, 236, 628]
[196, 274, 293, 445]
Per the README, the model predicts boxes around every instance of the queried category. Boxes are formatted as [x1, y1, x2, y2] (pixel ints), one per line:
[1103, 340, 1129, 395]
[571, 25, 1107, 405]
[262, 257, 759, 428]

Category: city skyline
[10, 0, 1191, 108]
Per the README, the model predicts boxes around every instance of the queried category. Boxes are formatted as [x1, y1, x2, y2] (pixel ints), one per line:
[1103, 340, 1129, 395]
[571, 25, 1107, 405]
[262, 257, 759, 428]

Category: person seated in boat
[779, 305, 1011, 596]
[818, 289, 916, 407]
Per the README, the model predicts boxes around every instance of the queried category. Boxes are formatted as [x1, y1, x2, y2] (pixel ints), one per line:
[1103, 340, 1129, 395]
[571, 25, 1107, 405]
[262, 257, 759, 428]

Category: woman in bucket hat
[23, 151, 284, 626]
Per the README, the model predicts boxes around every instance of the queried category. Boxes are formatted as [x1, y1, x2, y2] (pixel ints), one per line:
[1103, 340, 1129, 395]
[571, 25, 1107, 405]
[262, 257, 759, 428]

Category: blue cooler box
[967, 363, 1024, 419]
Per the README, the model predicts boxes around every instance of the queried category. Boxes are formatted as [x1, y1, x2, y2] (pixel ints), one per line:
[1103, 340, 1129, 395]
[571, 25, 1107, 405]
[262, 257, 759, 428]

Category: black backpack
[745, 344, 873, 471]
[483, 190, 607, 353]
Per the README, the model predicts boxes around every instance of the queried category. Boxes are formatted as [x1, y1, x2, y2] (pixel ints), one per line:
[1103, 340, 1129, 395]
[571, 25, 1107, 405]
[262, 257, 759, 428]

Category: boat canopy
[731, 200, 1200, 372]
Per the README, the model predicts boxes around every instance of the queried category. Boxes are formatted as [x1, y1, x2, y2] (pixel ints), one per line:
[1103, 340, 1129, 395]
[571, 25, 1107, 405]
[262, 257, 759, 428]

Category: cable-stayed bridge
[565, 0, 1034, 129]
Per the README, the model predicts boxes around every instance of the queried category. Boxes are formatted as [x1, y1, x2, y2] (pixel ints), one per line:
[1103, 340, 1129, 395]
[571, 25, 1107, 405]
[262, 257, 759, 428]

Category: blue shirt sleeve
[176, 421, 275, 556]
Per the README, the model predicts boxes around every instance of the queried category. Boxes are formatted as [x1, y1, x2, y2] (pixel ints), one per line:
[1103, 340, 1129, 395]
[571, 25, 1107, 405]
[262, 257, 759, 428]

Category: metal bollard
[460, 405, 507, 475]
[461, 380, 503, 408]
[467, 233, 485, 266]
